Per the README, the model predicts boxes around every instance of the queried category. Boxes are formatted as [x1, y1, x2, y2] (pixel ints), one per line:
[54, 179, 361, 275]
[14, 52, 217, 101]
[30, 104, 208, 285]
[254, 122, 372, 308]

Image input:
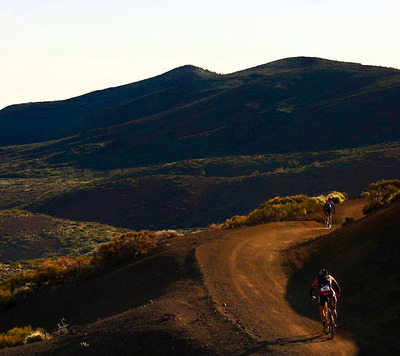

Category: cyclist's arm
[332, 277, 341, 295]
[332, 203, 336, 213]
[310, 278, 318, 298]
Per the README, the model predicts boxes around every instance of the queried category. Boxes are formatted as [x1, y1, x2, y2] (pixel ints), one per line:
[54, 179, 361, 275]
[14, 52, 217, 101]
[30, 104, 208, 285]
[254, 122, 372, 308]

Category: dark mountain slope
[1, 57, 399, 167]
[286, 201, 400, 352]
[0, 66, 218, 146]
[47, 62, 400, 169]
[23, 144, 400, 230]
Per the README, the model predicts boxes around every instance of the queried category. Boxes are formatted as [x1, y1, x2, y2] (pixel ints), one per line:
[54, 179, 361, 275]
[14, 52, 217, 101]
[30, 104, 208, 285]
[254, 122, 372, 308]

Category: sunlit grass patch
[0, 326, 46, 349]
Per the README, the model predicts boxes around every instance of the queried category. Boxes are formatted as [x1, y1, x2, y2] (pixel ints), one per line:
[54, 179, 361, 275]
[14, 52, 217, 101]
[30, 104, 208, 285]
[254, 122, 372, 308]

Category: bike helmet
[319, 268, 328, 276]
[328, 197, 332, 201]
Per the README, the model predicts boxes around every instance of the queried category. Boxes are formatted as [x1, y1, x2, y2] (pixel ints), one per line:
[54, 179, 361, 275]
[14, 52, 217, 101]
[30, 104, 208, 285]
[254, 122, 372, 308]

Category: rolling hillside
[0, 57, 399, 229]
[1, 140, 399, 229]
[0, 210, 132, 281]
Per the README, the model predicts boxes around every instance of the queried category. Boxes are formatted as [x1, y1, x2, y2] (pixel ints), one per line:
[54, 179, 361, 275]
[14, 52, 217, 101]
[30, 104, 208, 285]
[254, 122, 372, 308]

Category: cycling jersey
[310, 274, 341, 298]
[323, 201, 336, 214]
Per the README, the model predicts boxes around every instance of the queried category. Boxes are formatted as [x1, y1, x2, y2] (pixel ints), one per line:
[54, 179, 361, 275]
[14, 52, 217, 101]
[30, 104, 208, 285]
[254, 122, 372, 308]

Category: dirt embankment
[196, 221, 358, 355]
[196, 198, 399, 354]
[0, 229, 254, 355]
[286, 201, 400, 354]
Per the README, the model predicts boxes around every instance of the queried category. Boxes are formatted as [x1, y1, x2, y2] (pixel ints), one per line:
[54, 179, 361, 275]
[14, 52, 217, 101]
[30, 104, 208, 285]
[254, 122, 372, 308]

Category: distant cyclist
[323, 197, 336, 228]
[310, 269, 341, 333]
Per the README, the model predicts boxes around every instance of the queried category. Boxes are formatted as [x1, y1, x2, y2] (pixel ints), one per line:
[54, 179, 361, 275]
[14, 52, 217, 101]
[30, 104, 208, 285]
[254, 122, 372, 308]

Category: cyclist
[310, 268, 341, 333]
[323, 197, 336, 228]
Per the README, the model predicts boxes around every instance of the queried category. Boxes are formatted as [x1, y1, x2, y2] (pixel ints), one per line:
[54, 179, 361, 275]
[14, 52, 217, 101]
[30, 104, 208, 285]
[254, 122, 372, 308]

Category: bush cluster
[221, 192, 346, 229]
[341, 216, 354, 226]
[0, 229, 174, 309]
[327, 191, 347, 204]
[362, 180, 400, 214]
[0, 256, 91, 308]
[95, 231, 159, 266]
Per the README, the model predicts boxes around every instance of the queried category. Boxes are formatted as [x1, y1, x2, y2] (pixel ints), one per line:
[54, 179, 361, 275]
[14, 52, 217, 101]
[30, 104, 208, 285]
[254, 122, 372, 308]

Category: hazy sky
[1, 0, 399, 109]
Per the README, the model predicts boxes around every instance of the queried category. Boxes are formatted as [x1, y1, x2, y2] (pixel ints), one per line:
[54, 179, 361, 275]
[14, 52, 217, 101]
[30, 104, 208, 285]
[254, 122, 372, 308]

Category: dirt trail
[197, 202, 364, 355]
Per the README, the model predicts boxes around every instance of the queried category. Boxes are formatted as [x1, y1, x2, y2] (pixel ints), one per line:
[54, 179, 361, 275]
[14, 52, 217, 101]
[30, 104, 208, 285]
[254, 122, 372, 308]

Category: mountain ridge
[2, 56, 399, 155]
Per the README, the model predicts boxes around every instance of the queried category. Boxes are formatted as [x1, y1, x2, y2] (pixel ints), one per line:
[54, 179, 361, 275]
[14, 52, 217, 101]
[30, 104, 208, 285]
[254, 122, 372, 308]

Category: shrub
[325, 191, 347, 204]
[24, 330, 46, 344]
[341, 216, 354, 226]
[35, 256, 91, 286]
[11, 284, 35, 303]
[56, 318, 69, 336]
[0, 326, 45, 349]
[155, 230, 178, 239]
[0, 256, 91, 310]
[208, 223, 222, 230]
[0, 230, 160, 309]
[75, 265, 97, 281]
[0, 287, 12, 309]
[95, 231, 159, 266]
[223, 215, 249, 228]
[362, 180, 400, 214]
[362, 200, 381, 215]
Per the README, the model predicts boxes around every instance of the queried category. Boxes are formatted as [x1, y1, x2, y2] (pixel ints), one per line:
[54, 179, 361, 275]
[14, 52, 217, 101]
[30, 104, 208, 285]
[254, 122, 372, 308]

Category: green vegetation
[362, 179, 400, 214]
[95, 231, 160, 266]
[0, 326, 46, 349]
[0, 209, 134, 281]
[220, 192, 346, 229]
[0, 230, 177, 309]
[0, 137, 399, 230]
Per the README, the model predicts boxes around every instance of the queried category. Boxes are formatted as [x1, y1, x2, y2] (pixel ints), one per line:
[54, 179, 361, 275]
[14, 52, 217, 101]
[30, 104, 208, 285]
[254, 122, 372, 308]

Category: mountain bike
[322, 298, 335, 339]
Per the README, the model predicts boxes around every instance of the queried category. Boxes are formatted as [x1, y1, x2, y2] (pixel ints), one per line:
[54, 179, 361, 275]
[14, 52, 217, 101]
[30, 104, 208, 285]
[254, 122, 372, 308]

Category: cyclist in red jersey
[310, 268, 341, 332]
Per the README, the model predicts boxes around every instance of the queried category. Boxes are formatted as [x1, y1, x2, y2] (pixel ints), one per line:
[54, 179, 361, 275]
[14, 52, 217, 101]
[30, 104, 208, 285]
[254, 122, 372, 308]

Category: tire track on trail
[196, 220, 359, 355]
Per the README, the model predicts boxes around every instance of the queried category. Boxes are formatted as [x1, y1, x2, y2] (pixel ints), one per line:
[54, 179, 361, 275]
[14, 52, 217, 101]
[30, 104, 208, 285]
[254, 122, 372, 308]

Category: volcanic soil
[0, 199, 398, 355]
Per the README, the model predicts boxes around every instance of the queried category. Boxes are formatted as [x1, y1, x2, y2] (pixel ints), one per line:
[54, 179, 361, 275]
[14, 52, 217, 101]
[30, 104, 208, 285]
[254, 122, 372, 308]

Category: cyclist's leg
[324, 212, 329, 228]
[318, 295, 327, 331]
[319, 305, 325, 322]
[329, 213, 332, 227]
[331, 294, 338, 324]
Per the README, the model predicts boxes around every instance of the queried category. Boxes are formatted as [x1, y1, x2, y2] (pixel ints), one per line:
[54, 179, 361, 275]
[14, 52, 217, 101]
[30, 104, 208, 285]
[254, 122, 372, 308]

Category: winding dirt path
[196, 217, 360, 355]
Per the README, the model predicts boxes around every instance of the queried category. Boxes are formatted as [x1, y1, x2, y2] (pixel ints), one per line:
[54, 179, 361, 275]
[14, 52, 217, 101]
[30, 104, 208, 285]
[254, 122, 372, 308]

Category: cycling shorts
[318, 290, 336, 308]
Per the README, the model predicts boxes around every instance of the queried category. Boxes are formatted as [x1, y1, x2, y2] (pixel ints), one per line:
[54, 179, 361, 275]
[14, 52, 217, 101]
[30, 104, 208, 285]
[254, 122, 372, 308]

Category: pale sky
[1, 0, 399, 110]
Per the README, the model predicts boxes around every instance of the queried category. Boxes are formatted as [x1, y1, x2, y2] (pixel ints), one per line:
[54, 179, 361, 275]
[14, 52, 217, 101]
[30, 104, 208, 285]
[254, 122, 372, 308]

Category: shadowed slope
[0, 252, 178, 332]
[0, 230, 254, 356]
[195, 200, 369, 355]
[286, 201, 400, 353]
